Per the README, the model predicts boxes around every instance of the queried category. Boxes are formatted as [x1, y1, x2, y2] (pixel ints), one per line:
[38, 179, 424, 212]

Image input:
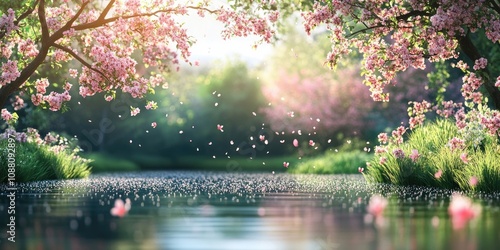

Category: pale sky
[180, 14, 274, 66]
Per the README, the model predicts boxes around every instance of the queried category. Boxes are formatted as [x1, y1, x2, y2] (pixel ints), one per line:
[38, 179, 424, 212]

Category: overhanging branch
[52, 43, 112, 84]
[72, 6, 217, 31]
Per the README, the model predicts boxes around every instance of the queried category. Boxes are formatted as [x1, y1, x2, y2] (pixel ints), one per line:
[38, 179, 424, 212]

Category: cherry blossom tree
[302, 0, 499, 104]
[0, 0, 279, 122]
[262, 68, 374, 139]
[302, 0, 500, 137]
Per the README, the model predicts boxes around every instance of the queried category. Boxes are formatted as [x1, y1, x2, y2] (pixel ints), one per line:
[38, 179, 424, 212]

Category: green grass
[86, 153, 300, 172]
[365, 119, 500, 192]
[0, 140, 91, 183]
[131, 154, 299, 172]
[175, 155, 300, 172]
[86, 153, 140, 173]
[289, 150, 373, 174]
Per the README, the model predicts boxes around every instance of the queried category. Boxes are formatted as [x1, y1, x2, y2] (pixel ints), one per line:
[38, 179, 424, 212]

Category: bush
[0, 140, 91, 183]
[365, 119, 500, 192]
[290, 150, 372, 174]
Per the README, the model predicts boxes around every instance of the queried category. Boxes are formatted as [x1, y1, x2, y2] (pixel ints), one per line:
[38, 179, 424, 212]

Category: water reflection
[1, 172, 500, 250]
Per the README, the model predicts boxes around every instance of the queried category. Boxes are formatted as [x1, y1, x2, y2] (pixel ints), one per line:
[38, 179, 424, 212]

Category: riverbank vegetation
[365, 120, 500, 192]
[0, 139, 90, 183]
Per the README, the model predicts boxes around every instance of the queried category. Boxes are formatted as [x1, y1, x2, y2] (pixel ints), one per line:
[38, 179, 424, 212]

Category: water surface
[1, 171, 500, 250]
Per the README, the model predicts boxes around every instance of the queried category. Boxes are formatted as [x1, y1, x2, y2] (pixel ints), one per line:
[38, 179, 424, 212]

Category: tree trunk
[458, 33, 500, 110]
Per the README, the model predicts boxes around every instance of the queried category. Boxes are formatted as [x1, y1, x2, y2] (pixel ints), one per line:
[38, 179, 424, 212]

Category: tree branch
[395, 10, 431, 22]
[97, 0, 116, 21]
[52, 43, 112, 84]
[49, 0, 90, 43]
[488, 0, 500, 15]
[0, 0, 40, 40]
[72, 6, 217, 31]
[38, 0, 49, 44]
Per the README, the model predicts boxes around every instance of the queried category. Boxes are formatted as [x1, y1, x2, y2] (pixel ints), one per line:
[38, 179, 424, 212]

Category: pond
[1, 171, 500, 250]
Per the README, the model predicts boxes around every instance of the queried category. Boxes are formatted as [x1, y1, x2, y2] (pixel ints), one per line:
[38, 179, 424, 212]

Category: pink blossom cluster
[1, 60, 20, 86]
[377, 133, 388, 144]
[145, 101, 157, 110]
[409, 149, 420, 162]
[374, 146, 388, 154]
[480, 110, 500, 136]
[0, 9, 18, 36]
[455, 105, 500, 139]
[34, 78, 50, 95]
[1, 108, 13, 121]
[391, 126, 407, 145]
[216, 9, 277, 43]
[18, 39, 39, 58]
[392, 148, 405, 159]
[447, 137, 465, 151]
[130, 107, 140, 116]
[29, 78, 71, 110]
[45, 5, 75, 32]
[43, 91, 72, 111]
[473, 58, 488, 71]
[436, 101, 462, 118]
[12, 95, 25, 111]
[408, 100, 431, 129]
[461, 73, 483, 103]
[0, 128, 27, 142]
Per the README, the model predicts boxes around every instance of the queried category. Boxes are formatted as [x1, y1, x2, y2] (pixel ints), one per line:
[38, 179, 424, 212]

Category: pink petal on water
[111, 198, 131, 218]
[448, 194, 481, 230]
[367, 194, 388, 218]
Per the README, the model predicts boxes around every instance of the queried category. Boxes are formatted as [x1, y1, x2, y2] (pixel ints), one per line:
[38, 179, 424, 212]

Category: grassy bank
[289, 150, 372, 174]
[87, 153, 140, 173]
[365, 119, 500, 192]
[0, 140, 91, 183]
[88, 150, 372, 174]
[88, 152, 301, 173]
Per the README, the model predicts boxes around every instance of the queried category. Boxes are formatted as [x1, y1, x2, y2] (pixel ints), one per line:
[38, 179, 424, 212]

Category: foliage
[290, 150, 372, 174]
[365, 119, 500, 192]
[87, 152, 139, 173]
[0, 139, 91, 183]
